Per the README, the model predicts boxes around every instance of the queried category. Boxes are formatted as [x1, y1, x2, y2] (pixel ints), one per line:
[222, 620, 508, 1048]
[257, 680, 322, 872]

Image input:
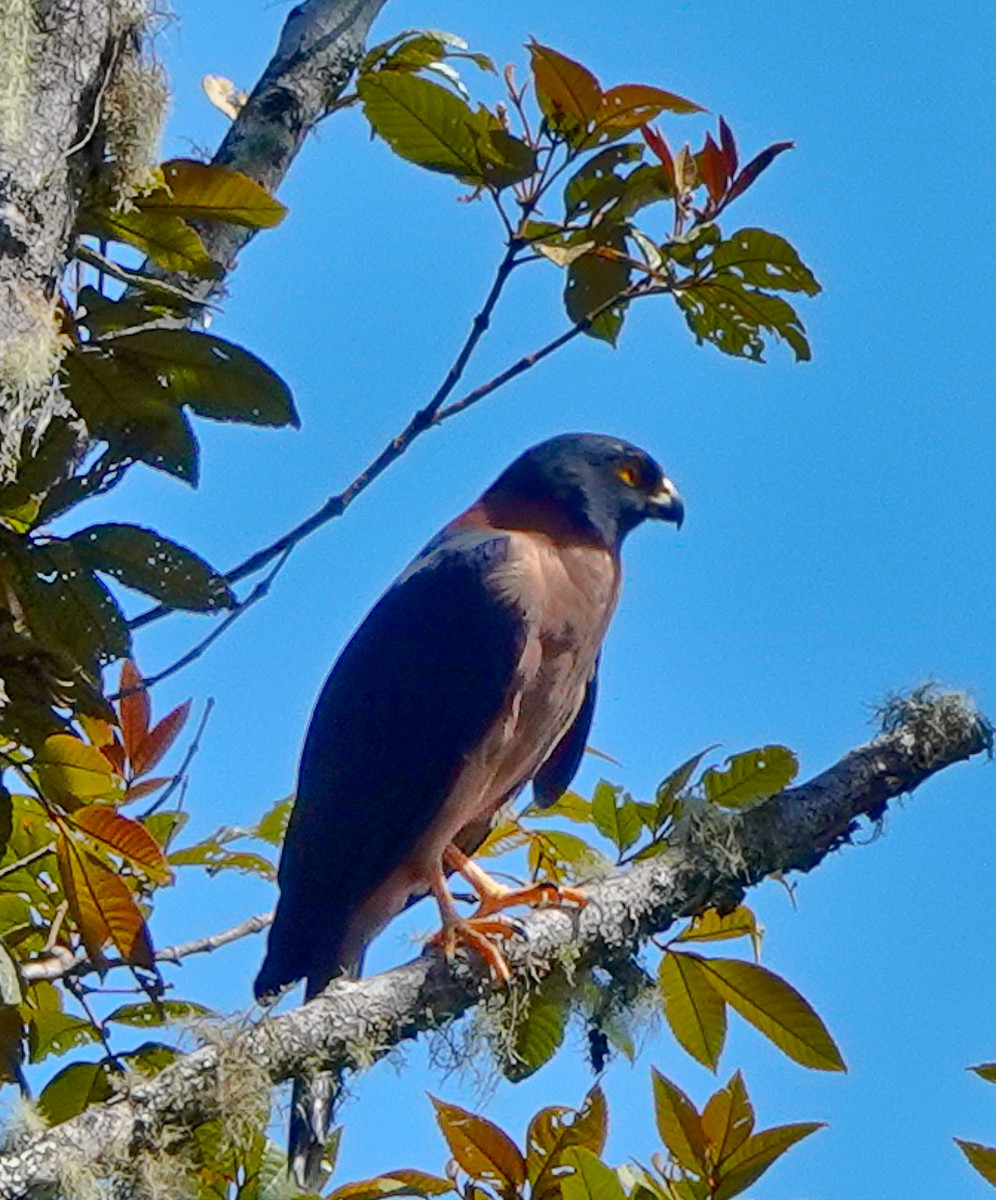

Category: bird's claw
[474, 881, 588, 918]
[429, 915, 522, 983]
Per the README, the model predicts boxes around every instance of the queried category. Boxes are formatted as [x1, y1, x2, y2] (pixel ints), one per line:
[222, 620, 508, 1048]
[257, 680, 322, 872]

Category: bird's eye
[617, 463, 639, 487]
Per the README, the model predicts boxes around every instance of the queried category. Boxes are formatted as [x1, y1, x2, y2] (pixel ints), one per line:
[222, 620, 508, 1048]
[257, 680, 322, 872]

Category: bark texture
[0, 0, 146, 476]
[0, 691, 987, 1199]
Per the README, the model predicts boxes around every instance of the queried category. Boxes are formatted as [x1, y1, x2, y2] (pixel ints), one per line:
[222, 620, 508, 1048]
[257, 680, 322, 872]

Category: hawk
[255, 433, 684, 1185]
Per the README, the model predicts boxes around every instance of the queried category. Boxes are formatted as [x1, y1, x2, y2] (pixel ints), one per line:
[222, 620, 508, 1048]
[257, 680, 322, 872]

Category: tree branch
[0, 691, 987, 1199]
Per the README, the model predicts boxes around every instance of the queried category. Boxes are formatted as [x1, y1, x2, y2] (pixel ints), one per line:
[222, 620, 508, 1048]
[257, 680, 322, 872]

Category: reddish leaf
[596, 84, 704, 137]
[100, 741, 126, 776]
[641, 125, 676, 189]
[117, 660, 149, 763]
[123, 776, 172, 802]
[70, 805, 172, 884]
[726, 142, 794, 206]
[57, 835, 154, 966]
[697, 133, 728, 204]
[718, 116, 738, 177]
[528, 42, 602, 141]
[431, 1097, 526, 1198]
[132, 699, 191, 777]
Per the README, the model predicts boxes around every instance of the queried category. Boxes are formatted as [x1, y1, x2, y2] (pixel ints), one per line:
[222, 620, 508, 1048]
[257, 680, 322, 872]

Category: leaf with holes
[528, 1086, 608, 1200]
[72, 524, 233, 611]
[430, 1098, 526, 1199]
[56, 835, 154, 966]
[677, 277, 812, 362]
[651, 1068, 708, 1174]
[140, 160, 287, 228]
[710, 229, 820, 295]
[565, 238, 631, 345]
[701, 745, 798, 809]
[595, 84, 704, 140]
[564, 145, 643, 221]
[106, 999, 212, 1027]
[713, 1122, 824, 1200]
[659, 952, 727, 1070]
[109, 329, 298, 428]
[34, 735, 120, 802]
[691, 956, 845, 1071]
[79, 208, 219, 277]
[528, 42, 602, 145]
[167, 839, 275, 880]
[560, 1148, 626, 1200]
[70, 806, 172, 883]
[359, 72, 483, 181]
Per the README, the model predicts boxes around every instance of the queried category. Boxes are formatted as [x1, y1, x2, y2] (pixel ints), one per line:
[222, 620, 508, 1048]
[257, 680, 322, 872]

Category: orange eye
[617, 464, 639, 487]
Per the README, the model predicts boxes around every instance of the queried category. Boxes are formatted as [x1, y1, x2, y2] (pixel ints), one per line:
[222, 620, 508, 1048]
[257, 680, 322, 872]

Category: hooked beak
[647, 476, 684, 528]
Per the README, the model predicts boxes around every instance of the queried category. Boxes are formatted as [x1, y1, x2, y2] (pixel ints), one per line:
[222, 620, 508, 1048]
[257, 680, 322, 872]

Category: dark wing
[254, 532, 525, 1002]
[532, 666, 598, 808]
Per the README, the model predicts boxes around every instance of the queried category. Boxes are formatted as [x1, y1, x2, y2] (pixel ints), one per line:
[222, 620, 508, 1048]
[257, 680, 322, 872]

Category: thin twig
[141, 697, 215, 818]
[0, 842, 56, 881]
[19, 910, 274, 984]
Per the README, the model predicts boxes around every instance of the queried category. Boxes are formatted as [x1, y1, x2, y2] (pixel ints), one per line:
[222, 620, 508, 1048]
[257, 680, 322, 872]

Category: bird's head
[484, 433, 684, 549]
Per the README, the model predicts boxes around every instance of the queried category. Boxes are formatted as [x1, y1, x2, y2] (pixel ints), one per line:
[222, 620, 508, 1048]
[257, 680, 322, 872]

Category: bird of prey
[255, 432, 684, 1186]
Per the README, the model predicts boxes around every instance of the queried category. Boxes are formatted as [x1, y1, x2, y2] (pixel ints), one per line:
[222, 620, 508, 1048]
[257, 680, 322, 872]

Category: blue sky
[61, 1, 996, 1196]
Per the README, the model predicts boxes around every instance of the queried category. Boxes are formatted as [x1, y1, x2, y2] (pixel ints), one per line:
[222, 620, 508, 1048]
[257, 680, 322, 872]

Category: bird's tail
[288, 1071, 341, 1191]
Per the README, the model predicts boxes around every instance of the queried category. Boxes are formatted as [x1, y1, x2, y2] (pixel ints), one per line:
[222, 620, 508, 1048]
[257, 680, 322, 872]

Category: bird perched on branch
[255, 432, 684, 1187]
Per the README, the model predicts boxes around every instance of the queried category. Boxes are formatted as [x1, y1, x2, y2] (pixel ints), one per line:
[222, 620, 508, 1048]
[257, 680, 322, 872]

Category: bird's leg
[443, 846, 588, 917]
[427, 865, 516, 984]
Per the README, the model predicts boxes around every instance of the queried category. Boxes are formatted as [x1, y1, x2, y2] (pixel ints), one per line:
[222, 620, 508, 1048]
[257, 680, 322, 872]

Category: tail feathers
[289, 1073, 340, 1191]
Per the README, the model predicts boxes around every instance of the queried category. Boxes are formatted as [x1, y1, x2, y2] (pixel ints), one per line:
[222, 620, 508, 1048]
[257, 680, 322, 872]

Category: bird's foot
[428, 915, 520, 984]
[444, 845, 588, 917]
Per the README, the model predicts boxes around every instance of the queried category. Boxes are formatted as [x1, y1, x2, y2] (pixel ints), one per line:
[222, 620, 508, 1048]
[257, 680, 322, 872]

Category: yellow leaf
[430, 1097, 526, 1198]
[70, 806, 172, 884]
[142, 160, 287, 229]
[560, 1148, 626, 1200]
[658, 952, 727, 1070]
[81, 208, 219, 277]
[675, 907, 761, 953]
[56, 835, 154, 966]
[651, 1068, 707, 1174]
[701, 746, 798, 809]
[955, 1140, 996, 1186]
[34, 735, 119, 801]
[691, 956, 845, 1071]
[702, 1071, 754, 1166]
[713, 1122, 824, 1200]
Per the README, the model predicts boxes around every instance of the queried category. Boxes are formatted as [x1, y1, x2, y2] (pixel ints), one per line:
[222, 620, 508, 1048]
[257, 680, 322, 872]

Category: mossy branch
[0, 690, 988, 1199]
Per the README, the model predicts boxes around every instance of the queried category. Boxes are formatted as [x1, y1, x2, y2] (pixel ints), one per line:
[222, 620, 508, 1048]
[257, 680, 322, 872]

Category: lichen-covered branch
[0, 692, 987, 1199]
[0, 0, 164, 476]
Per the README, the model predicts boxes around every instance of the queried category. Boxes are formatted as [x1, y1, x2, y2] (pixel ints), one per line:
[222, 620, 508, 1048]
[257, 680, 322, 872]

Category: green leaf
[106, 999, 213, 1027]
[140, 160, 287, 228]
[0, 1005, 24, 1086]
[358, 72, 484, 181]
[528, 830, 608, 884]
[970, 1063, 996, 1084]
[564, 145, 643, 221]
[468, 109, 538, 189]
[63, 349, 199, 484]
[653, 748, 713, 827]
[0, 786, 12, 864]
[710, 229, 820, 295]
[675, 907, 761, 952]
[526, 790, 593, 824]
[955, 1140, 996, 1186]
[560, 1148, 626, 1200]
[254, 795, 294, 846]
[168, 840, 275, 880]
[701, 1071, 754, 1165]
[713, 1123, 824, 1200]
[79, 208, 219, 277]
[701, 746, 798, 809]
[120, 1041, 180, 1076]
[651, 1068, 708, 1174]
[677, 278, 812, 362]
[503, 981, 570, 1082]
[37, 1060, 114, 1125]
[658, 952, 727, 1070]
[71, 524, 233, 611]
[691, 955, 846, 1071]
[33, 734, 119, 801]
[25, 984, 101, 1063]
[591, 782, 642, 854]
[109, 329, 299, 428]
[565, 237, 631, 345]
